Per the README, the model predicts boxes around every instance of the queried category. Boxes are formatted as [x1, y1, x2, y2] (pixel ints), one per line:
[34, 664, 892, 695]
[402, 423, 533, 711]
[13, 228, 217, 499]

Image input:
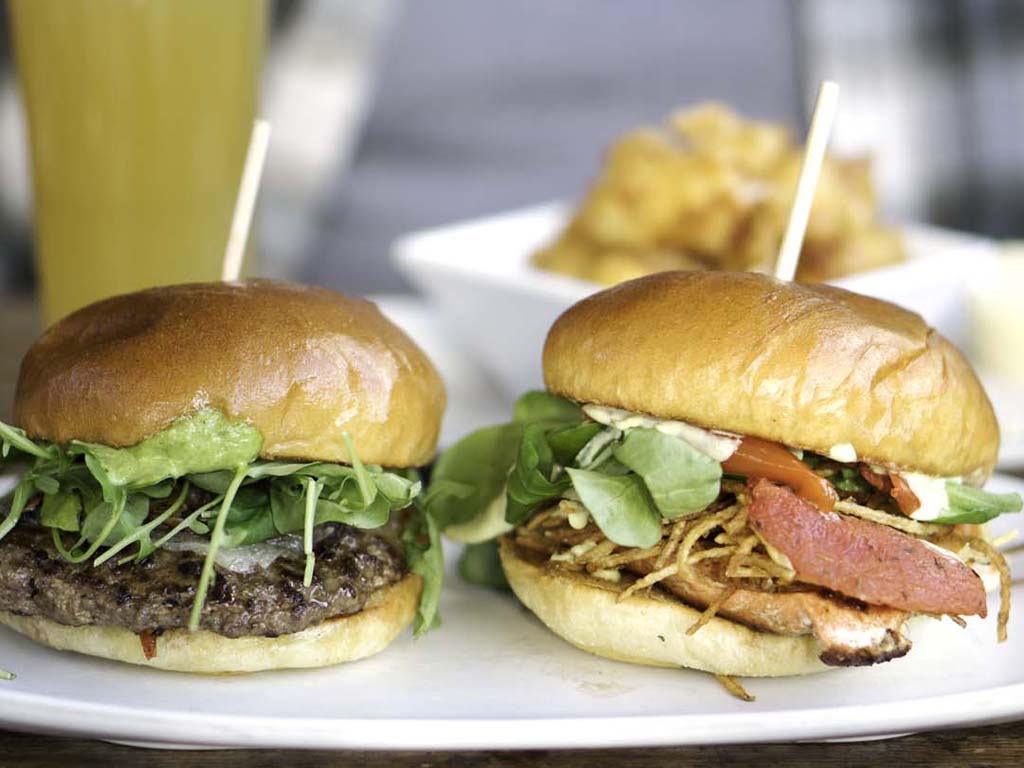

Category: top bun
[543, 271, 998, 480]
[14, 280, 445, 468]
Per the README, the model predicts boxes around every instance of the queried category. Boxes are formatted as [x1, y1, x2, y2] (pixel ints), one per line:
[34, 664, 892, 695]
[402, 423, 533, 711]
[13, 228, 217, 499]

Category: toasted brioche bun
[0, 574, 420, 674]
[544, 271, 998, 480]
[499, 538, 826, 677]
[14, 280, 445, 467]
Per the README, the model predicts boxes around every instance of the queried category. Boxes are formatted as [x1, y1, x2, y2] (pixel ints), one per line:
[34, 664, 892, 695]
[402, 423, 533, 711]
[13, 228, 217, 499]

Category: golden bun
[543, 271, 998, 480]
[14, 280, 445, 467]
[499, 538, 826, 677]
[0, 574, 420, 674]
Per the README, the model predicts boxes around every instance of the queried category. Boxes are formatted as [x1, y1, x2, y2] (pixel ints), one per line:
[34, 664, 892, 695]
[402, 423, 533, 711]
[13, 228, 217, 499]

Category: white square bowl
[393, 202, 996, 397]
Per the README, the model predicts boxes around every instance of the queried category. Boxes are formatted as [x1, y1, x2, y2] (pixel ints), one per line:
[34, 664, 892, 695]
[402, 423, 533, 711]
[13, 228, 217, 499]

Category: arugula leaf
[458, 540, 510, 590]
[403, 505, 444, 635]
[613, 428, 721, 518]
[190, 466, 248, 631]
[832, 466, 872, 495]
[222, 503, 280, 548]
[32, 474, 60, 496]
[0, 477, 34, 541]
[0, 422, 53, 461]
[425, 423, 522, 529]
[929, 482, 1024, 525]
[302, 477, 321, 586]
[565, 468, 662, 547]
[40, 491, 81, 532]
[513, 391, 582, 424]
[94, 482, 191, 565]
[0, 415, 441, 636]
[505, 423, 571, 525]
[547, 422, 603, 466]
[81, 493, 148, 547]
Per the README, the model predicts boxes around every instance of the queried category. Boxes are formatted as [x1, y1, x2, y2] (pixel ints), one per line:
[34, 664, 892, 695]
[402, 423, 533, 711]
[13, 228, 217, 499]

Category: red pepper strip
[888, 473, 920, 515]
[859, 466, 921, 516]
[722, 436, 838, 512]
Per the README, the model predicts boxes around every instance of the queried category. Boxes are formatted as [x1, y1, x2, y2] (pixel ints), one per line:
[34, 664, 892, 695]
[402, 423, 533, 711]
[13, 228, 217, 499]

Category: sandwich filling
[430, 392, 1020, 666]
[0, 410, 443, 647]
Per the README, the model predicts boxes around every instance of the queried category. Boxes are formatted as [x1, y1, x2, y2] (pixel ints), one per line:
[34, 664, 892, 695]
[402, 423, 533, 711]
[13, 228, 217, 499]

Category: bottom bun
[0, 573, 421, 674]
[499, 537, 828, 678]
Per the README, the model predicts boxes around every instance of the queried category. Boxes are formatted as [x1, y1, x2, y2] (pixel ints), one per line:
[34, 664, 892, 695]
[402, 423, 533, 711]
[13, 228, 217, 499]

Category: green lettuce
[564, 468, 661, 547]
[458, 540, 509, 590]
[431, 391, 727, 586]
[423, 423, 521, 530]
[613, 428, 721, 517]
[929, 482, 1023, 525]
[0, 412, 441, 637]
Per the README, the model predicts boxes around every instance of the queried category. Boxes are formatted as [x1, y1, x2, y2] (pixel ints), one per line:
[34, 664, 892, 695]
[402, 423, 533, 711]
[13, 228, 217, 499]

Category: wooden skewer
[773, 81, 840, 282]
[221, 119, 273, 282]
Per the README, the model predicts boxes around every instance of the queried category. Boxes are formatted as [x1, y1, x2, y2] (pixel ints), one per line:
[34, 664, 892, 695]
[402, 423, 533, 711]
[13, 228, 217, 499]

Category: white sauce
[904, 472, 958, 522]
[826, 442, 858, 464]
[582, 404, 741, 462]
[567, 507, 590, 530]
[164, 537, 300, 573]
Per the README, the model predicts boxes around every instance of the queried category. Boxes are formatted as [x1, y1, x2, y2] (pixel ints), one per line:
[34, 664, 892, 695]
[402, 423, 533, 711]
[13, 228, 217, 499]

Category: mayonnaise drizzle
[582, 404, 741, 462]
[903, 471, 958, 522]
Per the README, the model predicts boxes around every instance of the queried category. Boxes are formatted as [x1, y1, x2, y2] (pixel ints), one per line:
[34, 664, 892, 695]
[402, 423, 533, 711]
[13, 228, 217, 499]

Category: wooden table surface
[0, 297, 1022, 766]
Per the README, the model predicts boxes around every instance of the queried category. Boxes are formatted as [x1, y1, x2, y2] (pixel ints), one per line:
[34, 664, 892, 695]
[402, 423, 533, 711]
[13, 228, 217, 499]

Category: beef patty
[0, 521, 407, 638]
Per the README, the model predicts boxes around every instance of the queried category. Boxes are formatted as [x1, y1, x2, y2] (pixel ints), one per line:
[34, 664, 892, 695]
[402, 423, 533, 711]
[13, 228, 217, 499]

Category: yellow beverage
[10, 0, 268, 324]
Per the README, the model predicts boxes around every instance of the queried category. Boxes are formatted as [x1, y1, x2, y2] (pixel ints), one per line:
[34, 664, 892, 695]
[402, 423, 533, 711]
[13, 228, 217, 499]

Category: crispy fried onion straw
[964, 537, 1012, 642]
[715, 674, 755, 702]
[686, 584, 737, 636]
[834, 499, 950, 537]
[521, 488, 1012, 642]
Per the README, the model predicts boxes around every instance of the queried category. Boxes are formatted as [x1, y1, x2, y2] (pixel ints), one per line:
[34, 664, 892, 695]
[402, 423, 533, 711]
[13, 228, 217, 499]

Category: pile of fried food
[533, 103, 906, 284]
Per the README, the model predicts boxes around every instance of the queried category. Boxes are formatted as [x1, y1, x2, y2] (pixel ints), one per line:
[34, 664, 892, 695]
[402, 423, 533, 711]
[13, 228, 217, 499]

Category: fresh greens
[831, 465, 874, 495]
[0, 412, 440, 636]
[423, 423, 522, 530]
[930, 482, 1023, 525]
[0, 421, 53, 460]
[613, 428, 721, 517]
[190, 465, 247, 631]
[565, 468, 662, 547]
[505, 423, 573, 525]
[432, 391, 725, 583]
[513, 391, 583, 424]
[403, 504, 444, 634]
[458, 540, 509, 590]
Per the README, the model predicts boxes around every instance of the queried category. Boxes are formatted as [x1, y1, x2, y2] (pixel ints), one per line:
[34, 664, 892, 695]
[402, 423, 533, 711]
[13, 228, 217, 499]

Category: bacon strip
[748, 479, 986, 617]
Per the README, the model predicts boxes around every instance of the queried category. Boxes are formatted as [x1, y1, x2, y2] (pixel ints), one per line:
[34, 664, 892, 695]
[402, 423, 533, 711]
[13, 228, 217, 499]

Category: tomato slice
[722, 436, 838, 511]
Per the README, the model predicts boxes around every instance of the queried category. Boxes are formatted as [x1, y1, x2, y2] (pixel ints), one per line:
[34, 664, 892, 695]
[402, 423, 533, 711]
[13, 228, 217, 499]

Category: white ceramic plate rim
[2, 681, 1024, 749]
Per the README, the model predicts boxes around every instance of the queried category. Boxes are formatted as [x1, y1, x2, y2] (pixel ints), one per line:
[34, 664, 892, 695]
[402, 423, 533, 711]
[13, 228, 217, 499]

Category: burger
[429, 271, 1019, 688]
[0, 280, 445, 673]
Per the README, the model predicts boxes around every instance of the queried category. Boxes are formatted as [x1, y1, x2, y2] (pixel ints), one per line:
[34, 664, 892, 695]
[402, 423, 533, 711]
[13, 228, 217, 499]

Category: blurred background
[0, 0, 1021, 458]
[0, 0, 1022, 296]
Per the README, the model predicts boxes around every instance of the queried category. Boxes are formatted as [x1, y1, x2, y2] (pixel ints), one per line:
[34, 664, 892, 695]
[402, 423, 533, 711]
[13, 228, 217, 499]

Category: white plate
[0, 469, 1020, 749]
[392, 202, 995, 396]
